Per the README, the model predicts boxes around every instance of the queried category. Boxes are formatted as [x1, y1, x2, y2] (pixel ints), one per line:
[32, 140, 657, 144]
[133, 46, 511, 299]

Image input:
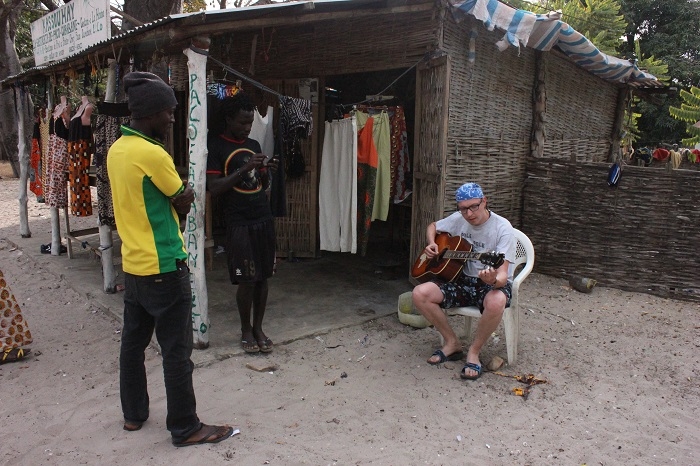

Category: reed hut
[6, 0, 682, 306]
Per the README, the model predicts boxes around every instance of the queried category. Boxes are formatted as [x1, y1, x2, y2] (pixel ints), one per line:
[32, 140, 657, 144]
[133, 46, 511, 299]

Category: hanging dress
[38, 109, 51, 191]
[389, 106, 411, 203]
[67, 110, 93, 216]
[93, 102, 130, 227]
[29, 118, 44, 200]
[45, 116, 70, 209]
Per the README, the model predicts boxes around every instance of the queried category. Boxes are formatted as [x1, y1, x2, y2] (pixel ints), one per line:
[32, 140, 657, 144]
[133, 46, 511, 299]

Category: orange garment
[356, 117, 378, 256]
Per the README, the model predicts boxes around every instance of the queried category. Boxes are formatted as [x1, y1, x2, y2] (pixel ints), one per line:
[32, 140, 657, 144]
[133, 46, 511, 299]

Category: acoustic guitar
[411, 232, 505, 283]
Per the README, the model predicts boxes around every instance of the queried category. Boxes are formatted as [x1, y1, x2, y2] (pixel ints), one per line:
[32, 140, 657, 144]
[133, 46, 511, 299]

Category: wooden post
[15, 88, 31, 238]
[184, 37, 210, 349]
[609, 87, 628, 162]
[100, 59, 118, 293]
[530, 51, 546, 159]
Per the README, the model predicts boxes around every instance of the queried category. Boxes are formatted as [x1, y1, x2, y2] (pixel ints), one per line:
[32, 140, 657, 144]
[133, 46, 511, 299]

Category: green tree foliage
[669, 87, 700, 146]
[184, 0, 208, 13]
[618, 0, 700, 146]
[510, 0, 627, 54]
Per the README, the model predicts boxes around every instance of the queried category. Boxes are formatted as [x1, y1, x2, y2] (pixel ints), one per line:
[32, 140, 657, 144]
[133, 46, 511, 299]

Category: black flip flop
[428, 349, 464, 365]
[460, 362, 483, 380]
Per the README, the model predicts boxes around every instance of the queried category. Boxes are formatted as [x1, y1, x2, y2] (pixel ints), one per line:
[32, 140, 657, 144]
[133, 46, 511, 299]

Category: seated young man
[412, 182, 515, 380]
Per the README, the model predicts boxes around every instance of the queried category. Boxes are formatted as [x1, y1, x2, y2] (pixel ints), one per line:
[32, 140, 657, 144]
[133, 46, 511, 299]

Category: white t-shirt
[435, 210, 516, 281]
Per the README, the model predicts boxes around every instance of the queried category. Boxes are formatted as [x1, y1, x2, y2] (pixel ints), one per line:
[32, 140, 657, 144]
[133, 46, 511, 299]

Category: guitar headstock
[481, 251, 505, 268]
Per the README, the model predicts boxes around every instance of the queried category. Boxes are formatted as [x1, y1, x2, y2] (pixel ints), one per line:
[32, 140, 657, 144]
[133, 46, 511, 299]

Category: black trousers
[120, 261, 201, 442]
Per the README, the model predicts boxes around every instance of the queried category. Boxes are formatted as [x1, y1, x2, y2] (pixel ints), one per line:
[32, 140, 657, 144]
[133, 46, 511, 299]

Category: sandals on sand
[427, 349, 464, 365]
[460, 362, 483, 381]
[257, 337, 274, 353]
[1, 348, 30, 364]
[173, 424, 235, 448]
[241, 338, 259, 353]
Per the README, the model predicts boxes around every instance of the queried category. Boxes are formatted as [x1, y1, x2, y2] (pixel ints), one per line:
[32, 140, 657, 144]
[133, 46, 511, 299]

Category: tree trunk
[0, 1, 26, 171]
[123, 0, 183, 29]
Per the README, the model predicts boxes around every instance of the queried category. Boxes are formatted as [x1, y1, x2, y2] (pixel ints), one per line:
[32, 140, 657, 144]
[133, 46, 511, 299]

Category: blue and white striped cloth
[451, 0, 660, 86]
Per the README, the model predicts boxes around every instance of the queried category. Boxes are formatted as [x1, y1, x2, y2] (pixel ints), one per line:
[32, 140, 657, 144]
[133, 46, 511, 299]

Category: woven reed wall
[522, 160, 700, 302]
[440, 16, 535, 227]
[209, 11, 437, 79]
[541, 53, 618, 162]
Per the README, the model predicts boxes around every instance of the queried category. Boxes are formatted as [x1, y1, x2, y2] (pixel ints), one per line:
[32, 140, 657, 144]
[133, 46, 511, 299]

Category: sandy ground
[0, 168, 698, 465]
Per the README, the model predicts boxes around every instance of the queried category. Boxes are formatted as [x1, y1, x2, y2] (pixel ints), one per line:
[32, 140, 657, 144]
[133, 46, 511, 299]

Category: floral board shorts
[437, 276, 512, 312]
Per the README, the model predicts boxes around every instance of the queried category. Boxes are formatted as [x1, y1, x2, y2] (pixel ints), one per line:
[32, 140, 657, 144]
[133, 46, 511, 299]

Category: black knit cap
[123, 71, 178, 119]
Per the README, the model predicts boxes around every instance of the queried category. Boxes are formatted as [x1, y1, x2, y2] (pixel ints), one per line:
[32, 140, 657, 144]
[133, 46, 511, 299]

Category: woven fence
[522, 159, 700, 302]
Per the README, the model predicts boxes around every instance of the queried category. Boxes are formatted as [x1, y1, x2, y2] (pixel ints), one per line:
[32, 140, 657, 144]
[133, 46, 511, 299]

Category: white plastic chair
[446, 228, 535, 365]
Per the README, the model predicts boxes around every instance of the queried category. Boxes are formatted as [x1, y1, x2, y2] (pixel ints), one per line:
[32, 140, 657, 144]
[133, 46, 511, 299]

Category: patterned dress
[0, 270, 32, 353]
[67, 117, 93, 216]
[45, 116, 69, 208]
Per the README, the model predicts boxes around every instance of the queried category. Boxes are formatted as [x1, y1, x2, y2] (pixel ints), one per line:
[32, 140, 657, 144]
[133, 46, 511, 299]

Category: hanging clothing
[29, 119, 43, 199]
[0, 269, 33, 355]
[356, 117, 378, 257]
[319, 117, 358, 253]
[279, 96, 313, 179]
[94, 102, 131, 227]
[389, 107, 411, 203]
[355, 111, 391, 221]
[45, 116, 69, 208]
[38, 109, 51, 191]
[249, 105, 275, 158]
[67, 117, 93, 216]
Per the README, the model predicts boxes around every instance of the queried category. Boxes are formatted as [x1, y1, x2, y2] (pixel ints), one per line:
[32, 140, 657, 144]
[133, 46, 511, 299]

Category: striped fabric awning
[451, 0, 662, 88]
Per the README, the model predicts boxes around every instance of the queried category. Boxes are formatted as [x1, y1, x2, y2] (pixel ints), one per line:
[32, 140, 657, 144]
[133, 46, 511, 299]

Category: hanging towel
[319, 117, 358, 253]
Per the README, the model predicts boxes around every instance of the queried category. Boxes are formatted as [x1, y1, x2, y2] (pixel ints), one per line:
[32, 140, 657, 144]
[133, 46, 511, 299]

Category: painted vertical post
[184, 38, 210, 349]
[100, 59, 118, 293]
[16, 88, 31, 238]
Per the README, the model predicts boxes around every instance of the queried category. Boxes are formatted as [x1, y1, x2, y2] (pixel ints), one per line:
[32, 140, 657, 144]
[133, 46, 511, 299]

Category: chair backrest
[512, 228, 535, 287]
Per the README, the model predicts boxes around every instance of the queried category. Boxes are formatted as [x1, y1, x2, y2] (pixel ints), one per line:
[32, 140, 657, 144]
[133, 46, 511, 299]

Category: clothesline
[206, 55, 284, 99]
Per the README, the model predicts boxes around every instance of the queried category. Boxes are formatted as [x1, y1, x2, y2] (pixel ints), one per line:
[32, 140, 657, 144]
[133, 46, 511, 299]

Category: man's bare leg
[412, 282, 463, 363]
[463, 290, 505, 377]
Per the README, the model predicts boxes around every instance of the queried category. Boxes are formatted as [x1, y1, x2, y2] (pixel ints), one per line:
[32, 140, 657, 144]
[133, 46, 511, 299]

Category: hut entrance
[409, 54, 450, 275]
[322, 68, 416, 276]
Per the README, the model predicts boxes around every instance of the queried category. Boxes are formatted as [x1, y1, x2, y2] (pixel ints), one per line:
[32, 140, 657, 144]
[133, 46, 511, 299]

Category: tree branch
[39, 0, 59, 12]
[110, 6, 144, 27]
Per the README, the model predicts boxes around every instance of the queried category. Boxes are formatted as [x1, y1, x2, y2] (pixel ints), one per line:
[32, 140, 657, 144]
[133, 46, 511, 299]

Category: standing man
[207, 93, 277, 354]
[108, 71, 234, 446]
[412, 182, 515, 381]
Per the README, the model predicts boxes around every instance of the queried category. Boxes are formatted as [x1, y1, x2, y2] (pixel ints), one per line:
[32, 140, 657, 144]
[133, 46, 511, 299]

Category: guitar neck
[443, 250, 485, 261]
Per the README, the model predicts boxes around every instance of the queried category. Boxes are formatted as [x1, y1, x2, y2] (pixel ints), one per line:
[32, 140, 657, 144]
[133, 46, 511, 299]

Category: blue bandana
[455, 182, 483, 202]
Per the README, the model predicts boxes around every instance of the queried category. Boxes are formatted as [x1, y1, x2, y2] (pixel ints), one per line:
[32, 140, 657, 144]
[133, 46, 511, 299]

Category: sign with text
[31, 0, 111, 66]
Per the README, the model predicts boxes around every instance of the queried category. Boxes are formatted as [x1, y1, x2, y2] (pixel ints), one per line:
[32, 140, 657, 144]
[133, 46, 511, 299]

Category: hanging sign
[30, 0, 111, 66]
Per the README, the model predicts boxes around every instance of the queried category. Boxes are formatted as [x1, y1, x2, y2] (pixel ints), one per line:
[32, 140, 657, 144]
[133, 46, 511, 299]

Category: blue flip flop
[428, 349, 465, 365]
[460, 362, 483, 380]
